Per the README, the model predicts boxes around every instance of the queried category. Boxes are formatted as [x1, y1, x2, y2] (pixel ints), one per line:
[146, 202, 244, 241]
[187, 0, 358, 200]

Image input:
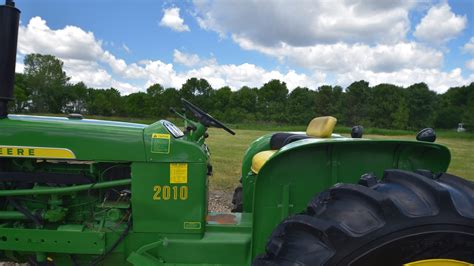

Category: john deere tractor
[0, 1, 472, 265]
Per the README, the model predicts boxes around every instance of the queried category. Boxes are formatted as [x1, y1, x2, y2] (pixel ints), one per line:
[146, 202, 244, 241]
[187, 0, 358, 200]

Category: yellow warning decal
[184, 222, 201, 230]
[0, 146, 76, 159]
[170, 163, 188, 184]
[152, 133, 171, 139]
[151, 133, 171, 154]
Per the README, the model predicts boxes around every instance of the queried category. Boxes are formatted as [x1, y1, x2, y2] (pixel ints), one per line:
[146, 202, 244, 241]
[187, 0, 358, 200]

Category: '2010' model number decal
[153, 185, 188, 201]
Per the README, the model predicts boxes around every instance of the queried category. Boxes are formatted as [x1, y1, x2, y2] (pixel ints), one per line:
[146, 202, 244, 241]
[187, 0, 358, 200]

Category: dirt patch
[208, 190, 233, 213]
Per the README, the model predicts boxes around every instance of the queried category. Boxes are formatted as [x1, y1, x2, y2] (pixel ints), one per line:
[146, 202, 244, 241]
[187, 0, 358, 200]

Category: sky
[13, 0, 474, 94]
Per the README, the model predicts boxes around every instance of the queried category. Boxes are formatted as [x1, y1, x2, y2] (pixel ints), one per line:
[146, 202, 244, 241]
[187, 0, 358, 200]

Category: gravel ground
[208, 190, 233, 213]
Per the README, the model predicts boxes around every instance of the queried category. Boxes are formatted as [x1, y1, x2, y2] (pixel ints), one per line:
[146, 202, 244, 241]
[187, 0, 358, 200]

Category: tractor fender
[250, 138, 450, 257]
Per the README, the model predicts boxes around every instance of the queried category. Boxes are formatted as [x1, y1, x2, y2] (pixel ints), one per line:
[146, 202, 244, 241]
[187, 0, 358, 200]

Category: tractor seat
[251, 150, 277, 173]
[251, 116, 337, 174]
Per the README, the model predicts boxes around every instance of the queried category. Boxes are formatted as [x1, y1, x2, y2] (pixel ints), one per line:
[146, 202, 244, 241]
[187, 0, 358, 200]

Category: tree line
[10, 53, 474, 130]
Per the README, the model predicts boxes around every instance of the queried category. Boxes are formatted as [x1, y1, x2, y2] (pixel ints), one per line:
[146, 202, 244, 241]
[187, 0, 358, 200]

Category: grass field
[205, 128, 474, 192]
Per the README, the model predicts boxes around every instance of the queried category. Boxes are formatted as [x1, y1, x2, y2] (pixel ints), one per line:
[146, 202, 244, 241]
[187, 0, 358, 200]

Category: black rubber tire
[253, 169, 474, 266]
[231, 185, 243, 212]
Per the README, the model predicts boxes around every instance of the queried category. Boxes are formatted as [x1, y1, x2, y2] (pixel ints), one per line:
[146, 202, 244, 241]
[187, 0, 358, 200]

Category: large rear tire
[253, 170, 474, 266]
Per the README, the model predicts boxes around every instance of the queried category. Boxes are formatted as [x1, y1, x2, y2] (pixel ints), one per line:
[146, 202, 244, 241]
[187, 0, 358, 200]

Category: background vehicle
[0, 1, 472, 265]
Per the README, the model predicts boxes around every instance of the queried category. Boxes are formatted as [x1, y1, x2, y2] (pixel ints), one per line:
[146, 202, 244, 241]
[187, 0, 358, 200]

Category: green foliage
[146, 83, 164, 117]
[257, 80, 288, 122]
[227, 86, 258, 123]
[12, 73, 29, 112]
[24, 54, 70, 113]
[181, 77, 213, 108]
[65, 82, 88, 113]
[434, 83, 474, 130]
[405, 83, 436, 129]
[368, 84, 403, 128]
[314, 85, 342, 118]
[287, 87, 316, 124]
[85, 88, 123, 116]
[434, 106, 463, 129]
[342, 80, 370, 126]
[392, 97, 409, 129]
[124, 92, 148, 118]
[464, 92, 474, 129]
[11, 53, 474, 132]
[211, 86, 232, 120]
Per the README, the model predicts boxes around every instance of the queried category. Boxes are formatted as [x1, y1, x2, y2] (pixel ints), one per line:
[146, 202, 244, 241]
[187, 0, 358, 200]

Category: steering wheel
[182, 98, 235, 135]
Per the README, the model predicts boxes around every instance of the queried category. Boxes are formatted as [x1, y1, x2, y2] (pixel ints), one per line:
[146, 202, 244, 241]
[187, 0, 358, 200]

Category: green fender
[250, 138, 451, 257]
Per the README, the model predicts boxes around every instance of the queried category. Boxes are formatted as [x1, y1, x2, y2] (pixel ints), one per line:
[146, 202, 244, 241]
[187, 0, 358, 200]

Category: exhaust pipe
[0, 0, 20, 119]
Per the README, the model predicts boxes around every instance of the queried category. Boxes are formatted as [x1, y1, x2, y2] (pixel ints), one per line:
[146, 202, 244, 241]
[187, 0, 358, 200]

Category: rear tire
[231, 185, 243, 212]
[253, 170, 474, 266]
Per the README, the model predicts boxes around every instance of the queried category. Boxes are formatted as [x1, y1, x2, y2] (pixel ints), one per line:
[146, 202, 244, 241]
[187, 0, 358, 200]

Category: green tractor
[0, 1, 473, 265]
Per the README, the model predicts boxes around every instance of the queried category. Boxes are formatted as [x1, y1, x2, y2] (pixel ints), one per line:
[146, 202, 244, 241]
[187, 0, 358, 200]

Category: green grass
[205, 128, 474, 192]
[206, 128, 270, 191]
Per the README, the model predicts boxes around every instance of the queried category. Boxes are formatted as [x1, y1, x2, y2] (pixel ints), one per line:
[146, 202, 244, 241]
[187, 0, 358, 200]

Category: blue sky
[14, 0, 474, 94]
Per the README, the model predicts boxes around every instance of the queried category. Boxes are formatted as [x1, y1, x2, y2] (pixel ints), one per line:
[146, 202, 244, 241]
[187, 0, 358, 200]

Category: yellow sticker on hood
[151, 133, 171, 154]
[170, 163, 188, 184]
[0, 146, 76, 159]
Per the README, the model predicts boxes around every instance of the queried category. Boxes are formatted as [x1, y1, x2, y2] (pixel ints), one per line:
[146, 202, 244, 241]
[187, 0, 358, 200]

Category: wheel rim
[404, 259, 473, 266]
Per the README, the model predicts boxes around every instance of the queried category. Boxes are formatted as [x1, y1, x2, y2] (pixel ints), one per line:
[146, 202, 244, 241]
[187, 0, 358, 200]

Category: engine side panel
[131, 162, 208, 235]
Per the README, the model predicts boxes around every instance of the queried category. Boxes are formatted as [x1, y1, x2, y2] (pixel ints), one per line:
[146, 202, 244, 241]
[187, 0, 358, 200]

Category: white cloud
[61, 59, 140, 94]
[16, 14, 472, 96]
[122, 44, 130, 53]
[18, 17, 140, 94]
[101, 51, 147, 79]
[414, 3, 467, 44]
[234, 35, 443, 73]
[336, 68, 473, 93]
[15, 62, 24, 74]
[182, 63, 324, 90]
[194, 0, 416, 45]
[173, 49, 217, 67]
[18, 17, 103, 61]
[142, 60, 323, 91]
[173, 49, 202, 67]
[193, 0, 468, 91]
[192, 1, 472, 92]
[159, 7, 190, 32]
[465, 38, 474, 72]
[466, 59, 474, 71]
[17, 17, 319, 92]
[463, 37, 474, 54]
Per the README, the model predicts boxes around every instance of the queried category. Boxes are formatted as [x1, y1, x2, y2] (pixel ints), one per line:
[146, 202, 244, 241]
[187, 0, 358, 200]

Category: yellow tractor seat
[251, 116, 337, 174]
[306, 116, 337, 138]
[251, 150, 277, 174]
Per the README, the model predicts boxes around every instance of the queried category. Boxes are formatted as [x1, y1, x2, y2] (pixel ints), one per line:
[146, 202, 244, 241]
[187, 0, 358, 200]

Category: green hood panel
[8, 115, 148, 129]
[0, 115, 147, 162]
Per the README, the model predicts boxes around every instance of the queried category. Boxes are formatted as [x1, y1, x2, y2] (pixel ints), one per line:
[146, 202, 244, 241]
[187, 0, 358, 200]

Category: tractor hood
[0, 115, 147, 161]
